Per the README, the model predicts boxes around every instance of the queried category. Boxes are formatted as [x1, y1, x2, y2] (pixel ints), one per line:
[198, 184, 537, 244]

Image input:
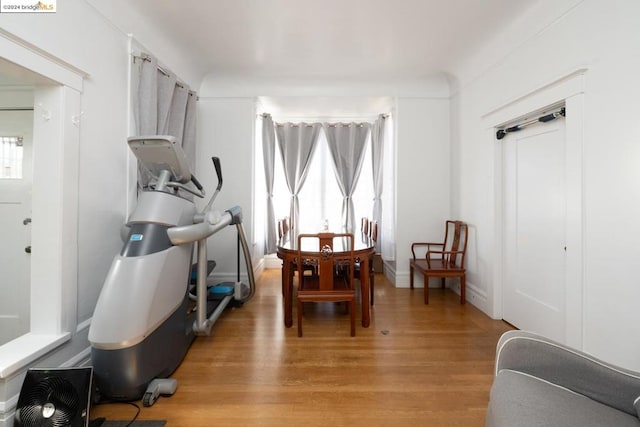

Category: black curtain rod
[132, 53, 193, 93]
[260, 113, 389, 119]
[496, 107, 566, 140]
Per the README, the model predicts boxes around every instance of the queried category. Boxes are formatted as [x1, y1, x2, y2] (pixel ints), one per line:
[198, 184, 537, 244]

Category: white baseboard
[0, 407, 14, 427]
[391, 268, 492, 316]
[263, 254, 282, 269]
[61, 347, 92, 368]
[207, 259, 264, 286]
[466, 283, 491, 315]
[446, 280, 490, 314]
[0, 394, 17, 416]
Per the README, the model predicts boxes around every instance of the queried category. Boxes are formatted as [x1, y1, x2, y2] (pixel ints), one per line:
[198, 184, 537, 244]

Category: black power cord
[90, 400, 141, 427]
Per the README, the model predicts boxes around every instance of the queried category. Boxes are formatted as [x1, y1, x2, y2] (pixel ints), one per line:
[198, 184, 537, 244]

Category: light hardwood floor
[91, 269, 513, 426]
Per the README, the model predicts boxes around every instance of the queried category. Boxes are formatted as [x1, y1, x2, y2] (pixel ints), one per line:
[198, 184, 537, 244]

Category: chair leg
[423, 274, 429, 304]
[460, 275, 466, 305]
[410, 265, 414, 289]
[370, 270, 375, 306]
[297, 299, 303, 337]
[441, 278, 446, 289]
[350, 298, 356, 337]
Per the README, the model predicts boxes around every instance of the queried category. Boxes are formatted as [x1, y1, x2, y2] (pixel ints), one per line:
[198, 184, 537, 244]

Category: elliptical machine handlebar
[191, 174, 204, 191]
[212, 157, 222, 190]
[170, 156, 235, 245]
[167, 208, 235, 245]
[205, 157, 223, 211]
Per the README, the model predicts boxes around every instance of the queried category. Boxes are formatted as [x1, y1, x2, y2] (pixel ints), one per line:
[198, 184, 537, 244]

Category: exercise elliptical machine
[89, 135, 255, 406]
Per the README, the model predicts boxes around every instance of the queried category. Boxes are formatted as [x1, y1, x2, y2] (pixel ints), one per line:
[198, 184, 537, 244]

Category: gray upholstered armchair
[487, 330, 640, 427]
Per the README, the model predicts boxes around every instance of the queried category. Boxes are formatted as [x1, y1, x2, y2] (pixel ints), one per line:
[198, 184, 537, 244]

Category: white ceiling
[88, 0, 538, 82]
[0, 0, 541, 114]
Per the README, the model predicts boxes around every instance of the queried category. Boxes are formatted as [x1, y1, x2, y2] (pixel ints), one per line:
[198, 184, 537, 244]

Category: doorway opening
[0, 30, 85, 379]
[0, 104, 34, 345]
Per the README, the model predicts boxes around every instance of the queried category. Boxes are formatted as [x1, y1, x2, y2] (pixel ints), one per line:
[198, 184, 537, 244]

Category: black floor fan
[15, 367, 93, 427]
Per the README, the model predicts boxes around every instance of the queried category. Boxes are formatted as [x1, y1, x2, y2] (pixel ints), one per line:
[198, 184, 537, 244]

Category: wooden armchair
[361, 216, 369, 236]
[279, 217, 315, 295]
[355, 219, 377, 305]
[277, 217, 290, 239]
[297, 233, 356, 337]
[409, 220, 468, 304]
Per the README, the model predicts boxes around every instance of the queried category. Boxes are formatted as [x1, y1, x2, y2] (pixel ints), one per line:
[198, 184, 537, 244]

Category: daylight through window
[272, 130, 374, 233]
[0, 136, 23, 179]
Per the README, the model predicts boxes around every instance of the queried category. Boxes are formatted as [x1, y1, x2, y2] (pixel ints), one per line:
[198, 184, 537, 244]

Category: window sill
[0, 332, 71, 379]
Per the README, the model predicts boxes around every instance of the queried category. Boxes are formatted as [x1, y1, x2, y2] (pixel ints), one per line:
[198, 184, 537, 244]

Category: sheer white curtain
[134, 53, 197, 187]
[371, 115, 386, 249]
[275, 122, 322, 235]
[323, 122, 371, 233]
[262, 114, 277, 254]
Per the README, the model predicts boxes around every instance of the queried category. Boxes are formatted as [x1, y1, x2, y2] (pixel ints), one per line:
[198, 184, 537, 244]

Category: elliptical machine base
[88, 136, 255, 406]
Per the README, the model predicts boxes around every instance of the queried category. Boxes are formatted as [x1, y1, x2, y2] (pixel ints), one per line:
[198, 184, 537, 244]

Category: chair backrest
[361, 217, 369, 235]
[297, 232, 355, 291]
[444, 220, 468, 267]
[279, 217, 290, 239]
[369, 220, 378, 242]
[277, 219, 284, 239]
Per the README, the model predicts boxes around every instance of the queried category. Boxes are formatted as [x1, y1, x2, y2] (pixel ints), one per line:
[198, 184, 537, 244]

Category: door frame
[0, 29, 87, 378]
[485, 69, 585, 349]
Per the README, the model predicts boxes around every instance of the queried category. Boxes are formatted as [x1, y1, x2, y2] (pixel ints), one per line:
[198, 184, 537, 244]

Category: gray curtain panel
[134, 53, 197, 190]
[156, 69, 178, 135]
[136, 55, 158, 135]
[182, 91, 197, 172]
[166, 83, 189, 145]
[323, 122, 371, 233]
[275, 122, 322, 236]
[371, 115, 386, 249]
[262, 114, 277, 254]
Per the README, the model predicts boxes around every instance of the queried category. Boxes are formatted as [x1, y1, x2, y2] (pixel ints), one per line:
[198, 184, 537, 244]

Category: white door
[502, 118, 567, 342]
[0, 109, 33, 345]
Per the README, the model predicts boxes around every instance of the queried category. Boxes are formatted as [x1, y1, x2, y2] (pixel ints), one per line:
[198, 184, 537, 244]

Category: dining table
[276, 231, 376, 329]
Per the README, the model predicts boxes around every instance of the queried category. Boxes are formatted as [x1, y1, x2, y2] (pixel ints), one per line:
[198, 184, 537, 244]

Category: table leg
[360, 257, 370, 327]
[283, 258, 293, 327]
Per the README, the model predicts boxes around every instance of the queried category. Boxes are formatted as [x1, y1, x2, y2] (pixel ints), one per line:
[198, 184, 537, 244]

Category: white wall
[198, 77, 451, 287]
[196, 97, 257, 281]
[0, 0, 130, 325]
[394, 97, 450, 286]
[451, 0, 640, 369]
[0, 1, 203, 423]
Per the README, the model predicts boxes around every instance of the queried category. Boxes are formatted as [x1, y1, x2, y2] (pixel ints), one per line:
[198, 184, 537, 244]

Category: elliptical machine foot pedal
[142, 378, 177, 407]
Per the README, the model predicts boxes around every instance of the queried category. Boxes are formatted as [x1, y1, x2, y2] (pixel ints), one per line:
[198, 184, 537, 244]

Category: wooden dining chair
[278, 217, 314, 296]
[361, 217, 369, 235]
[369, 220, 378, 242]
[296, 232, 356, 337]
[409, 220, 468, 304]
[277, 219, 284, 239]
[355, 220, 377, 305]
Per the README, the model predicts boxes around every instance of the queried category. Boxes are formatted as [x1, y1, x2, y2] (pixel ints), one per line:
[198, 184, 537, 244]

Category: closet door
[502, 118, 566, 341]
